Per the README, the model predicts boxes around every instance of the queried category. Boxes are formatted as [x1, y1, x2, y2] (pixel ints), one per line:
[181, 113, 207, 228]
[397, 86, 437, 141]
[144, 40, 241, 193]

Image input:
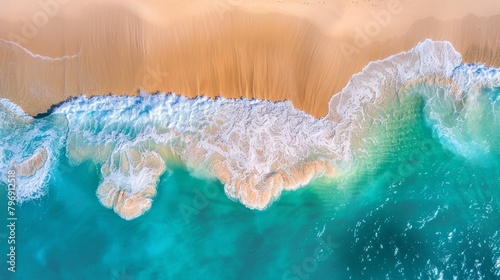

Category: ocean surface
[0, 40, 499, 279]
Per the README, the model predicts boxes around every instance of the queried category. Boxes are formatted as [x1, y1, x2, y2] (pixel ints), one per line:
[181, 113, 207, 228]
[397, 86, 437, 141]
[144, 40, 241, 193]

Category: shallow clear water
[1, 39, 500, 279]
[1, 83, 499, 279]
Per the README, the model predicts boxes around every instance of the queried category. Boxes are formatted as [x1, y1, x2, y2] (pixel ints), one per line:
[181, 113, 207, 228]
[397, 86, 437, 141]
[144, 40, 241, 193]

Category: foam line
[0, 39, 80, 61]
[0, 40, 499, 220]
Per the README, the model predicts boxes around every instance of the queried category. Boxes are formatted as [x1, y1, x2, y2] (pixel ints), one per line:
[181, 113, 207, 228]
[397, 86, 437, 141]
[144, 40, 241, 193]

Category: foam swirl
[1, 40, 499, 219]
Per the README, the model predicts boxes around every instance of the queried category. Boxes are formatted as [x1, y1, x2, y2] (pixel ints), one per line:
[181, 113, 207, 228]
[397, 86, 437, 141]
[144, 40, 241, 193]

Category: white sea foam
[56, 93, 339, 213]
[0, 39, 80, 61]
[13, 146, 53, 203]
[327, 40, 464, 162]
[0, 98, 67, 202]
[0, 98, 32, 119]
[1, 40, 499, 219]
[97, 148, 166, 220]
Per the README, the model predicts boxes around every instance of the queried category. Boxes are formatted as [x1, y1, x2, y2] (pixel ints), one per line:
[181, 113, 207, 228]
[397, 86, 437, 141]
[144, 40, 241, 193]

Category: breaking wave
[0, 39, 498, 219]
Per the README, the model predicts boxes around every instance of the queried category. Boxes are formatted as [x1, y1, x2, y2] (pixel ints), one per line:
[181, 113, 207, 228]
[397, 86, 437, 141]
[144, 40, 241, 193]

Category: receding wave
[0, 40, 498, 220]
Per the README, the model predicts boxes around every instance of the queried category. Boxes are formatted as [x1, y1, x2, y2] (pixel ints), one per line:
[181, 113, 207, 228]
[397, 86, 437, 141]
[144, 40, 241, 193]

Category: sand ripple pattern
[1, 40, 499, 219]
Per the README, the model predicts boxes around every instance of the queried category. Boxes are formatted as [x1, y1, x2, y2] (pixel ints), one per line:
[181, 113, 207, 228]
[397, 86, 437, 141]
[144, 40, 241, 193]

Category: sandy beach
[1, 0, 500, 117]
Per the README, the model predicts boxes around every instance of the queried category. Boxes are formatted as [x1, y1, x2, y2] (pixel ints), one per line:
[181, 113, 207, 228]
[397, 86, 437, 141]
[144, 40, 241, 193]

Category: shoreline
[1, 0, 500, 118]
[1, 39, 499, 219]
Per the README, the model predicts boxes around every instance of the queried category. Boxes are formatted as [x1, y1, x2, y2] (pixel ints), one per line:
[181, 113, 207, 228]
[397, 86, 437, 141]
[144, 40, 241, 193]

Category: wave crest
[1, 40, 499, 219]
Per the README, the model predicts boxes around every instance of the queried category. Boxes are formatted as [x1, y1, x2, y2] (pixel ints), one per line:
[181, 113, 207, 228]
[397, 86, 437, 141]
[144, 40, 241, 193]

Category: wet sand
[1, 0, 500, 117]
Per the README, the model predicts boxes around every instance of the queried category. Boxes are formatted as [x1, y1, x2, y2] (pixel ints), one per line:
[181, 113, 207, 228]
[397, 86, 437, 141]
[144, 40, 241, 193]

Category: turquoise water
[0, 40, 500, 279]
[0, 83, 498, 279]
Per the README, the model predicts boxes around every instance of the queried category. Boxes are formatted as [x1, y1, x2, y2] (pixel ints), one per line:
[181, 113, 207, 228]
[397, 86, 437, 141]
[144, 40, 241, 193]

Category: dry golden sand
[1, 0, 500, 117]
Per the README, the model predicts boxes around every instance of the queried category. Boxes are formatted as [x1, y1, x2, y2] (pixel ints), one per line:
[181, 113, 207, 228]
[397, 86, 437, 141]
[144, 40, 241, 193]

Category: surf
[0, 39, 498, 220]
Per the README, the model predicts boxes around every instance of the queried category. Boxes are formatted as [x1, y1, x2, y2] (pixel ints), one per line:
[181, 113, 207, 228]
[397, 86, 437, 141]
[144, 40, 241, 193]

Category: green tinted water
[0, 85, 499, 279]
